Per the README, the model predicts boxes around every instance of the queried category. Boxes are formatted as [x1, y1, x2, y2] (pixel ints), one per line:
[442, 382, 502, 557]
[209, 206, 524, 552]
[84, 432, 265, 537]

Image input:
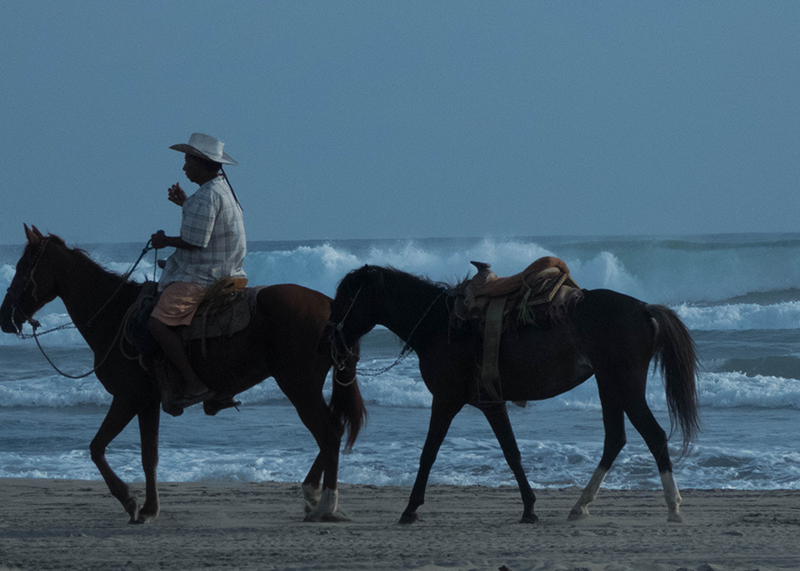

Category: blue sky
[1, 1, 798, 245]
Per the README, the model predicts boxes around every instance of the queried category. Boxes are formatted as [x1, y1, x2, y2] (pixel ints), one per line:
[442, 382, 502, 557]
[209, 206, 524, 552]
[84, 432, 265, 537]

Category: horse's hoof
[667, 512, 684, 524]
[304, 488, 347, 522]
[567, 508, 589, 522]
[304, 508, 351, 522]
[124, 498, 140, 524]
[520, 513, 539, 524]
[136, 507, 160, 524]
[321, 510, 352, 522]
[398, 511, 419, 524]
[302, 483, 322, 513]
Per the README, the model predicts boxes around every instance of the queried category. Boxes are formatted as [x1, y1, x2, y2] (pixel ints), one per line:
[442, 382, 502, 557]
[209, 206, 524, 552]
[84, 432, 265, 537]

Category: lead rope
[332, 289, 446, 380]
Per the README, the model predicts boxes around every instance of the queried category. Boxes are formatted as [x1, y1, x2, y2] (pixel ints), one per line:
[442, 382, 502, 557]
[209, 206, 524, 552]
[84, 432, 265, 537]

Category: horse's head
[0, 224, 62, 334]
[330, 264, 452, 345]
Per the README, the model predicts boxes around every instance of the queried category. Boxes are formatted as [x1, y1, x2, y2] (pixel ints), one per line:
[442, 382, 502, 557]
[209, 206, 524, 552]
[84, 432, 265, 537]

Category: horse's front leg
[400, 398, 463, 524]
[136, 399, 161, 523]
[478, 401, 537, 524]
[90, 397, 142, 523]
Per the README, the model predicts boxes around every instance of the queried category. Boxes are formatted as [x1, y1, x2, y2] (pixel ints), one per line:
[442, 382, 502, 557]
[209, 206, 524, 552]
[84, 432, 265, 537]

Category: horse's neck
[57, 249, 137, 339]
[379, 281, 446, 347]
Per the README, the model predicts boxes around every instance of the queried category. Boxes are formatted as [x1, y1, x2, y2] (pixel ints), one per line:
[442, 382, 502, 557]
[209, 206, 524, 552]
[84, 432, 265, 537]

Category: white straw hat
[169, 132, 237, 165]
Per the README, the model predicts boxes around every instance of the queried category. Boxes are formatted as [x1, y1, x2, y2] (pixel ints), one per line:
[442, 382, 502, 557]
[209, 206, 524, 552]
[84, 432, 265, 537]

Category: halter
[329, 284, 447, 378]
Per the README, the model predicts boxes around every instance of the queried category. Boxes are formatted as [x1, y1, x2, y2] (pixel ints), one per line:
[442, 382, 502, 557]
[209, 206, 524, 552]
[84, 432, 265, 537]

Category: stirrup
[204, 396, 242, 416]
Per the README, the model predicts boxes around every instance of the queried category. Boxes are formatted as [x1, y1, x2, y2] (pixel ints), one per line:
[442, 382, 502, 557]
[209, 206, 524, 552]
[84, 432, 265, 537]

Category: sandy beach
[0, 479, 798, 570]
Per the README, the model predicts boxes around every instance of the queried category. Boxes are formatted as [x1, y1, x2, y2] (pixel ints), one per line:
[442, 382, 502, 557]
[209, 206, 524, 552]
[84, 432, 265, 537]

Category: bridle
[4, 237, 51, 332]
[328, 286, 362, 371]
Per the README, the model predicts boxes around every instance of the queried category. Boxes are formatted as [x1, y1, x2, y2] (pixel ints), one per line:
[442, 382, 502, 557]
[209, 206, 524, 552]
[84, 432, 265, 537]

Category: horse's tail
[330, 339, 367, 451]
[646, 304, 700, 458]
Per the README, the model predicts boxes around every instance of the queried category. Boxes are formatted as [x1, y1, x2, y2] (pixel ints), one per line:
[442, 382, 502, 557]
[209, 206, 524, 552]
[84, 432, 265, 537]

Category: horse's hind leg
[568, 398, 626, 521]
[401, 397, 463, 524]
[624, 394, 683, 522]
[90, 396, 142, 523]
[289, 392, 348, 522]
[136, 400, 161, 523]
[302, 454, 324, 514]
[479, 402, 537, 524]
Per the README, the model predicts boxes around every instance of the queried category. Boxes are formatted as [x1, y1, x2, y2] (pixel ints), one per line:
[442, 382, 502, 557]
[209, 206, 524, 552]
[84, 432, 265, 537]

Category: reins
[11, 238, 155, 379]
[30, 318, 129, 379]
[86, 240, 154, 328]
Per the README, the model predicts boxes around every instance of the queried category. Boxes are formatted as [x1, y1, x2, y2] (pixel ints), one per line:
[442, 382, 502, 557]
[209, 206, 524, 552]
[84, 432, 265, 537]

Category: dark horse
[0, 225, 366, 523]
[329, 265, 699, 524]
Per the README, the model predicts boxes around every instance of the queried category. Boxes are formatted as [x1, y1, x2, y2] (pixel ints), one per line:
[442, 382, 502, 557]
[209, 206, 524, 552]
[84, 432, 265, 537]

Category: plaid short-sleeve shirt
[158, 176, 246, 289]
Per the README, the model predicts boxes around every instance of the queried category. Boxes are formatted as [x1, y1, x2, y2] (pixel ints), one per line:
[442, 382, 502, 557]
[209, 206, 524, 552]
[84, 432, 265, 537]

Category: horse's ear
[24, 224, 40, 245]
[31, 225, 44, 239]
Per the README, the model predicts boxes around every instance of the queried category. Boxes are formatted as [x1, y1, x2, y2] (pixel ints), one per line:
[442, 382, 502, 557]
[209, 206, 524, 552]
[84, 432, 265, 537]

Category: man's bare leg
[148, 317, 212, 405]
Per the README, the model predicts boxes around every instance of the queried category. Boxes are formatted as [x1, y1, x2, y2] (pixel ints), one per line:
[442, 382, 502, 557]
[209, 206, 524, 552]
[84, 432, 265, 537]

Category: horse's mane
[46, 233, 139, 287]
[338, 265, 454, 297]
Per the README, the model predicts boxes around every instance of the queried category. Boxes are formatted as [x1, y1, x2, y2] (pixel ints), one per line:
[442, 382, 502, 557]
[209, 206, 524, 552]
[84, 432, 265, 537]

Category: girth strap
[480, 297, 506, 401]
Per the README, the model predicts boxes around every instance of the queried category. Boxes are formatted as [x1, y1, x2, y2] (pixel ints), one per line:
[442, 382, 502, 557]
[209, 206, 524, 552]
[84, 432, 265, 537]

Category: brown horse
[329, 265, 700, 524]
[0, 225, 366, 523]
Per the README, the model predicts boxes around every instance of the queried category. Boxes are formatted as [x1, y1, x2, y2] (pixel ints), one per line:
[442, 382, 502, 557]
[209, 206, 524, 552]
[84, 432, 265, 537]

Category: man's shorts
[150, 282, 208, 327]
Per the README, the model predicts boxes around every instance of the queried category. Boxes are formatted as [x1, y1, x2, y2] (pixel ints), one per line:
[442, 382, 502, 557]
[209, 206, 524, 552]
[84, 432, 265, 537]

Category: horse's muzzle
[0, 296, 25, 334]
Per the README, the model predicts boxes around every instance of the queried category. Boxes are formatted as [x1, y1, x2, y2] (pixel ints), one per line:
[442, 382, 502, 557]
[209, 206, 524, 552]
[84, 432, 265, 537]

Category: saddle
[126, 278, 259, 353]
[124, 277, 262, 416]
[453, 256, 583, 403]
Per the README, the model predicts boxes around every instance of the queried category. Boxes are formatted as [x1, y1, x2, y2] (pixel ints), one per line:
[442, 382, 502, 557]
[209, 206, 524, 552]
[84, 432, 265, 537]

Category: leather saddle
[124, 277, 261, 416]
[453, 257, 583, 403]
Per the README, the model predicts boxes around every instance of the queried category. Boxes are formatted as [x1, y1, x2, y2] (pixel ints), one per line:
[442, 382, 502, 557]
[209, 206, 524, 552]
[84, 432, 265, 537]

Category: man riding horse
[148, 132, 246, 412]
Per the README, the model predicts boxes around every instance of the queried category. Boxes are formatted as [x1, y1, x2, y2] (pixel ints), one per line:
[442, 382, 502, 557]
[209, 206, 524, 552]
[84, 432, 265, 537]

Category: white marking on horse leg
[568, 467, 607, 521]
[302, 483, 322, 514]
[305, 488, 352, 522]
[660, 471, 683, 523]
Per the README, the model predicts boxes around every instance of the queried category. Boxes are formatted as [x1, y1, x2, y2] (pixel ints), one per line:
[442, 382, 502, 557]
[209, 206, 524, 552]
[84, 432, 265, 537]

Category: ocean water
[1, 235, 799, 491]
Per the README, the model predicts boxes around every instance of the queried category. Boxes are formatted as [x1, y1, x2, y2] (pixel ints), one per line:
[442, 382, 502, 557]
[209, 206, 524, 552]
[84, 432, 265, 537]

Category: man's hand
[168, 183, 187, 206]
[150, 230, 201, 251]
[151, 230, 169, 249]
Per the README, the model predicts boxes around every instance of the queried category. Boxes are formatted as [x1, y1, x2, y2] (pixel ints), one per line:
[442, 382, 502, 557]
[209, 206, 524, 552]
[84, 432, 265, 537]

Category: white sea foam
[3, 364, 798, 411]
[675, 302, 800, 330]
[2, 428, 796, 490]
